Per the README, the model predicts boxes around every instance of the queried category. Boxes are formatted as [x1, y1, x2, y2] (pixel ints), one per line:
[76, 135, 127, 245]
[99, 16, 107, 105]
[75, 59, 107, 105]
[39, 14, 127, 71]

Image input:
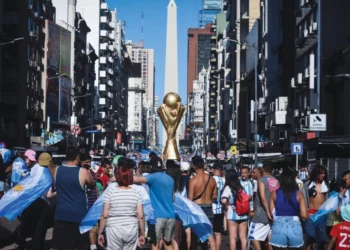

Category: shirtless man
[188, 156, 217, 250]
[301, 165, 329, 250]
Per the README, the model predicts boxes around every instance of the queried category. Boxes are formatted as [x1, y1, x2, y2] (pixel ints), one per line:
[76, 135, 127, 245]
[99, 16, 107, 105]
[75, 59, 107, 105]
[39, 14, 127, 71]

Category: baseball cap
[24, 149, 37, 162]
[150, 157, 164, 171]
[180, 162, 191, 172]
[213, 161, 224, 170]
[38, 152, 52, 166]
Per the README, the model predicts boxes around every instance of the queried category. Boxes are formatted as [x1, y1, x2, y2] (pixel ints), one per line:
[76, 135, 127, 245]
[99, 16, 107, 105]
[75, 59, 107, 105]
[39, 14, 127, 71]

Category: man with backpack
[249, 162, 279, 250]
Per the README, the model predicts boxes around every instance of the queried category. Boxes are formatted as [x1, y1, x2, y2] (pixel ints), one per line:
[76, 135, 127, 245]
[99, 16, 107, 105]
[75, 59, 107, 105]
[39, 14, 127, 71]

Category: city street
[1, 228, 231, 250]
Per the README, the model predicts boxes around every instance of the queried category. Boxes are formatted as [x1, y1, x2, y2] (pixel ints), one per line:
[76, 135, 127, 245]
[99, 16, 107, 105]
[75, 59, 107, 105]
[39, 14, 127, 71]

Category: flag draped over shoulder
[0, 165, 52, 221]
[310, 191, 339, 225]
[79, 183, 156, 234]
[174, 193, 212, 242]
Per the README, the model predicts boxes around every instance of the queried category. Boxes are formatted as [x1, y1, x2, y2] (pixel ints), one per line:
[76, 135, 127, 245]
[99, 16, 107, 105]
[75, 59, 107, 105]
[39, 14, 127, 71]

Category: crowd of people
[1, 147, 350, 250]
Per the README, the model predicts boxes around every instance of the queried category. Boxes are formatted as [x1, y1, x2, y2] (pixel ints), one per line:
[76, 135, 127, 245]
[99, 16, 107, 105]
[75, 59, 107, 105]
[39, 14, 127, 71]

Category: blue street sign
[85, 130, 101, 133]
[291, 143, 303, 155]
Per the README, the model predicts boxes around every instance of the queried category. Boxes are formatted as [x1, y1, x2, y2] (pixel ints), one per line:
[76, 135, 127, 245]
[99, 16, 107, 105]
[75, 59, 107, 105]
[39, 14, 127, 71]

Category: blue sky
[107, 0, 202, 104]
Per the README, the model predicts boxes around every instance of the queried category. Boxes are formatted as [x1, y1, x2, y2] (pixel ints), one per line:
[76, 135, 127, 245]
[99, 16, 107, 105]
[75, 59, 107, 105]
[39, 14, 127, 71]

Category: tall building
[187, 24, 212, 101]
[163, 0, 179, 148]
[126, 41, 155, 108]
[0, 0, 55, 148]
[198, 0, 222, 28]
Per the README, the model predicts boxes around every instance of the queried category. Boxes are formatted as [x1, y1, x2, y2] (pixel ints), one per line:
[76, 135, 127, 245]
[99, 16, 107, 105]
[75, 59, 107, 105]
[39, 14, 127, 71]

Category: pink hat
[24, 149, 37, 162]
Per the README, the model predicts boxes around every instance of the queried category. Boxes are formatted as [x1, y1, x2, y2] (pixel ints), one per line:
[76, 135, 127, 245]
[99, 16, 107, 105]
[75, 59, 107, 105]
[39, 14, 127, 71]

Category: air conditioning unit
[305, 67, 309, 78]
[34, 12, 38, 18]
[28, 5, 33, 9]
[37, 66, 41, 71]
[298, 73, 303, 84]
[291, 77, 296, 88]
[29, 31, 34, 37]
[309, 25, 313, 35]
[294, 109, 300, 118]
[304, 29, 309, 38]
[313, 22, 317, 31]
[305, 116, 310, 127]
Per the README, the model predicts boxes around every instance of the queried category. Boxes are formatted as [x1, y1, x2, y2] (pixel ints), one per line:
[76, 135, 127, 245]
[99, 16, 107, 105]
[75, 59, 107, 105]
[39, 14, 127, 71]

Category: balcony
[100, 70, 106, 78]
[108, 57, 114, 63]
[101, 3, 108, 10]
[100, 43, 108, 50]
[100, 30, 108, 37]
[100, 56, 107, 64]
[210, 57, 217, 65]
[210, 35, 217, 43]
[109, 22, 115, 29]
[99, 84, 107, 91]
[108, 68, 114, 75]
[100, 16, 108, 23]
[108, 92, 113, 99]
[108, 80, 113, 86]
[109, 31, 115, 40]
[99, 98, 106, 105]
[108, 45, 114, 51]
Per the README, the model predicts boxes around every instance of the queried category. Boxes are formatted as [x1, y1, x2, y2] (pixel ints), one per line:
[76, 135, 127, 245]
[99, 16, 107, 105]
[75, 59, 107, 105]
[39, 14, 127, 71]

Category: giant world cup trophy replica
[157, 93, 186, 160]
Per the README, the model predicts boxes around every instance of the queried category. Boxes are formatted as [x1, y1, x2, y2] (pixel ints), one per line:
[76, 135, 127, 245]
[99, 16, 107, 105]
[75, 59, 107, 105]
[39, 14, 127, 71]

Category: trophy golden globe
[157, 92, 186, 160]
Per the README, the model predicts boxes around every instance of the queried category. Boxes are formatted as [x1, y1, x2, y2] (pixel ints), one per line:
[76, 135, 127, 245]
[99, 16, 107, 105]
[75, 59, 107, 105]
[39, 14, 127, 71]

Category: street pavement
[1, 228, 231, 249]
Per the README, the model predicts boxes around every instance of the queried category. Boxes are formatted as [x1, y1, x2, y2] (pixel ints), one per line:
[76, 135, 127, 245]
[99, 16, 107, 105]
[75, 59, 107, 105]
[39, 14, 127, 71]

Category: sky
[106, 0, 202, 105]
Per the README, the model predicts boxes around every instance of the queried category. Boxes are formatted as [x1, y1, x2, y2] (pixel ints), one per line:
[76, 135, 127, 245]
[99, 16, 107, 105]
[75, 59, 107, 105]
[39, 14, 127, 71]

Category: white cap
[180, 162, 190, 172]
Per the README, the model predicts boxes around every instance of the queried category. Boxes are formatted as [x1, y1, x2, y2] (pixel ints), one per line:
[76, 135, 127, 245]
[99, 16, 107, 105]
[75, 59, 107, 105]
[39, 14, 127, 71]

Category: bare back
[189, 172, 218, 205]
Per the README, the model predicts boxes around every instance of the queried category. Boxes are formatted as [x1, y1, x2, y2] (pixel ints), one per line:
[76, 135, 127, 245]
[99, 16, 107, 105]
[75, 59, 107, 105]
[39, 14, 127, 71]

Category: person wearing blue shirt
[134, 157, 175, 250]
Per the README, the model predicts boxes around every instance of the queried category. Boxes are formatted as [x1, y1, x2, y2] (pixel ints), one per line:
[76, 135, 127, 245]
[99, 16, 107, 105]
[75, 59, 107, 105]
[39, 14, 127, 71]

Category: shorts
[248, 222, 271, 241]
[199, 204, 214, 223]
[270, 216, 304, 248]
[213, 214, 224, 233]
[52, 220, 89, 249]
[155, 218, 175, 242]
[303, 217, 329, 243]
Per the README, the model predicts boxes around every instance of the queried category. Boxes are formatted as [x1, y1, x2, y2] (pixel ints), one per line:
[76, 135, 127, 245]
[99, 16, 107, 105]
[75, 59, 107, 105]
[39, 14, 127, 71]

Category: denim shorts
[270, 216, 304, 248]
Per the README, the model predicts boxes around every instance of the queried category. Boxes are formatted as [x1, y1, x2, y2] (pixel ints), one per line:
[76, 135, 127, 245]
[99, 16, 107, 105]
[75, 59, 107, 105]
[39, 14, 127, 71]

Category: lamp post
[224, 38, 258, 167]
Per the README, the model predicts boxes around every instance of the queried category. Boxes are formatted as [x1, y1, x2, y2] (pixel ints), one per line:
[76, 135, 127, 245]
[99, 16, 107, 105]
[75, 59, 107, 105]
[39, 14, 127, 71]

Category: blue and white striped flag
[311, 191, 339, 225]
[79, 182, 155, 234]
[0, 165, 52, 221]
[174, 193, 212, 243]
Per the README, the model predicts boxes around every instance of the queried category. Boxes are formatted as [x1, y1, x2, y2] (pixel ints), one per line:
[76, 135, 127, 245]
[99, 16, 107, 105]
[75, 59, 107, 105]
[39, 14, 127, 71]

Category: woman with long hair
[98, 167, 145, 250]
[269, 168, 308, 249]
[221, 169, 251, 250]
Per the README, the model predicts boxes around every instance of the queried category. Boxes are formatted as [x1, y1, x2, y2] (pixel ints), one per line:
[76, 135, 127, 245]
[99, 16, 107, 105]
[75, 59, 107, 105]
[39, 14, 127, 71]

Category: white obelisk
[163, 0, 179, 149]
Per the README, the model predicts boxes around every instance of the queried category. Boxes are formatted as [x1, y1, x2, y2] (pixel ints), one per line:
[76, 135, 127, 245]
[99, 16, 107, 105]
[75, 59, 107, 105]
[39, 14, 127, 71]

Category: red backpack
[235, 188, 250, 216]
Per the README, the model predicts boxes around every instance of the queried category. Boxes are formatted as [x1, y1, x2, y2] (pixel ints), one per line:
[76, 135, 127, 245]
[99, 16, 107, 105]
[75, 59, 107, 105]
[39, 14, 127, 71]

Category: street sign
[230, 146, 237, 155]
[71, 126, 81, 135]
[291, 143, 303, 155]
[230, 129, 237, 139]
[85, 130, 101, 133]
[309, 114, 327, 131]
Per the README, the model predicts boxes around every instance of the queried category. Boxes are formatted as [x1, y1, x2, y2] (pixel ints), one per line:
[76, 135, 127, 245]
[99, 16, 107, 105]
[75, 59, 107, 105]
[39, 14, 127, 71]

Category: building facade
[0, 0, 55, 148]
[199, 0, 222, 28]
[187, 24, 212, 101]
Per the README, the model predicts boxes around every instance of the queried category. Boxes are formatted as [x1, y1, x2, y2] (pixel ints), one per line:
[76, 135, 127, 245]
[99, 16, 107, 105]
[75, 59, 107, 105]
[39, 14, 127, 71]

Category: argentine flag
[174, 193, 212, 243]
[310, 191, 339, 225]
[0, 164, 52, 221]
[79, 182, 156, 234]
